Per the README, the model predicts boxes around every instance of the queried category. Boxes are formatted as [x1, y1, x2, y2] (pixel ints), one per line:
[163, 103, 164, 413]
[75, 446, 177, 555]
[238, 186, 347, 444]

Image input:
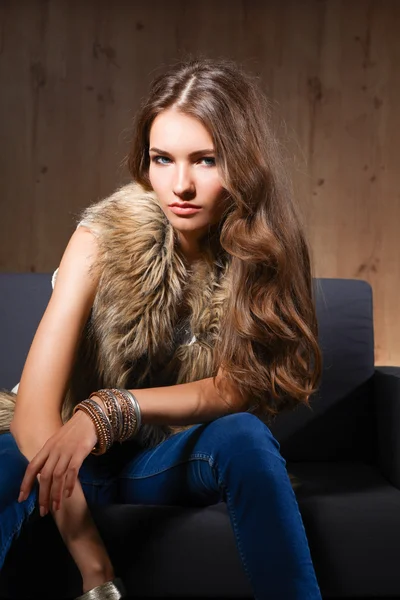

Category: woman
[0, 57, 323, 599]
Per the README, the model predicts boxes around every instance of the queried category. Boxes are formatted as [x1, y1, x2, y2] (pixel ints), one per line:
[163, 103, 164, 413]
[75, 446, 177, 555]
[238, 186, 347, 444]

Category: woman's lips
[169, 206, 202, 216]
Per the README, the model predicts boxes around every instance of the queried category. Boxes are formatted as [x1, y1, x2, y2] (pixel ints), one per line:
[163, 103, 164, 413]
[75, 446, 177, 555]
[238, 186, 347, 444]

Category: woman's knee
[205, 412, 281, 453]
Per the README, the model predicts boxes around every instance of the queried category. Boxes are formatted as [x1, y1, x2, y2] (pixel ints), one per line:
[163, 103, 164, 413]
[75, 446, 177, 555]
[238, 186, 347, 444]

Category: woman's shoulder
[77, 181, 163, 238]
[51, 221, 95, 289]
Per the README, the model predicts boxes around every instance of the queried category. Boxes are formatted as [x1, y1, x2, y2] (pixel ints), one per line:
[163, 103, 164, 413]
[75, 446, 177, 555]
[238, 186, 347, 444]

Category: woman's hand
[18, 410, 98, 515]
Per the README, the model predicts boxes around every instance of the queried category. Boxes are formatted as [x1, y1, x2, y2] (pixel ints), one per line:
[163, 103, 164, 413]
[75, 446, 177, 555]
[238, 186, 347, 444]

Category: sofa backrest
[0, 274, 376, 462]
[0, 273, 52, 390]
[269, 278, 376, 462]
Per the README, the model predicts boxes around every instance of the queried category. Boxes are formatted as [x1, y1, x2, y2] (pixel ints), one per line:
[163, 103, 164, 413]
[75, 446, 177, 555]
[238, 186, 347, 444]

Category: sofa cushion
[289, 460, 400, 598]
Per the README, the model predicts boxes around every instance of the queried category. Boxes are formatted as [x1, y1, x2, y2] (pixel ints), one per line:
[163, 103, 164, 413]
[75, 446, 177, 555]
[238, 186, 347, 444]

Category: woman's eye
[200, 157, 216, 167]
[152, 155, 171, 165]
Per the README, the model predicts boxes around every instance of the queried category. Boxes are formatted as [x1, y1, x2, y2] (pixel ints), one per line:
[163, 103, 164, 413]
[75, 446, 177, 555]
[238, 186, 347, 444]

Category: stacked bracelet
[73, 388, 143, 455]
[73, 398, 114, 455]
[92, 389, 124, 440]
[111, 389, 131, 441]
[116, 389, 142, 433]
[112, 389, 141, 442]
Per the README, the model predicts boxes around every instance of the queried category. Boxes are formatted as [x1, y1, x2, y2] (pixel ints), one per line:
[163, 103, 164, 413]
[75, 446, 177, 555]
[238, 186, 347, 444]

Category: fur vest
[0, 182, 232, 449]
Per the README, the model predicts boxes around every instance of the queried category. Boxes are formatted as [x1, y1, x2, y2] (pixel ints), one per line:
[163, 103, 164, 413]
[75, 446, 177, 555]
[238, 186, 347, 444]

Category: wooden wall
[0, 0, 399, 365]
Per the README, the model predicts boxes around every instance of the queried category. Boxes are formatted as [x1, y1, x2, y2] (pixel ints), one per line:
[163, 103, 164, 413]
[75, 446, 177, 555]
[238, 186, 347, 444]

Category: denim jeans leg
[115, 413, 322, 600]
[0, 433, 38, 570]
[77, 439, 134, 506]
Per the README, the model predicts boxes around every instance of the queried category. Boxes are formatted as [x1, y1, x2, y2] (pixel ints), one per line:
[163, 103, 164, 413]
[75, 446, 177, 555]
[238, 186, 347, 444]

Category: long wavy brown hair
[127, 56, 323, 424]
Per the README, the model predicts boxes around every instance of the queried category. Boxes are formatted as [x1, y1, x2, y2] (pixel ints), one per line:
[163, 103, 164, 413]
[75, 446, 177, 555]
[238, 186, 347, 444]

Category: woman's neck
[175, 222, 223, 267]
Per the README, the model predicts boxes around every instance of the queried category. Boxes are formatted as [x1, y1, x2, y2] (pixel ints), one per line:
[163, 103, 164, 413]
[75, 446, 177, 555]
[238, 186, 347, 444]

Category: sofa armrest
[374, 366, 400, 489]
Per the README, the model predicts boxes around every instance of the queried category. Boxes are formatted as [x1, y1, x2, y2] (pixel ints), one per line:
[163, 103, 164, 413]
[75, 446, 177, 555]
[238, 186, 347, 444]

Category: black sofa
[0, 273, 399, 600]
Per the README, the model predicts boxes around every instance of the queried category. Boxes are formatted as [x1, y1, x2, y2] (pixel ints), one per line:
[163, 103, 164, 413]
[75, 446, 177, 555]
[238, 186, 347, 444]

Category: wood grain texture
[0, 0, 398, 365]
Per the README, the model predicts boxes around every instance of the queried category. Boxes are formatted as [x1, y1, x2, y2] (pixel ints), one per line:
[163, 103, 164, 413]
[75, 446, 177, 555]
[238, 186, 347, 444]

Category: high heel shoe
[75, 577, 126, 600]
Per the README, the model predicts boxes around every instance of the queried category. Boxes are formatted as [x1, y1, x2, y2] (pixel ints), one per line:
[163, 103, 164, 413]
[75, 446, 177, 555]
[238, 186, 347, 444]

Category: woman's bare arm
[10, 225, 100, 449]
[118, 368, 251, 427]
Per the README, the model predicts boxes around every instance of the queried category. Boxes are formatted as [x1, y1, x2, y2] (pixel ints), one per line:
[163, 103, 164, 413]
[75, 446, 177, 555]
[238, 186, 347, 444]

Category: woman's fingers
[37, 450, 64, 514]
[46, 449, 87, 512]
[18, 447, 49, 502]
[47, 453, 73, 512]
[62, 457, 82, 501]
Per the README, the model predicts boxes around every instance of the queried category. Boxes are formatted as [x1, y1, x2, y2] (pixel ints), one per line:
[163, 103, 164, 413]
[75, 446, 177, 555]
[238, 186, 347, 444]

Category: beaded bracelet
[85, 397, 114, 448]
[73, 398, 113, 455]
[81, 398, 113, 454]
[111, 389, 138, 442]
[93, 388, 136, 442]
[90, 389, 123, 441]
[72, 401, 106, 454]
[116, 389, 142, 434]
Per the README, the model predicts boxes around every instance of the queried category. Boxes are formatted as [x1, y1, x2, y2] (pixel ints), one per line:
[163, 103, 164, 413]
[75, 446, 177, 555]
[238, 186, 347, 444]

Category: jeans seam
[224, 483, 259, 600]
[192, 454, 217, 493]
[79, 478, 113, 486]
[206, 455, 259, 600]
[120, 452, 214, 480]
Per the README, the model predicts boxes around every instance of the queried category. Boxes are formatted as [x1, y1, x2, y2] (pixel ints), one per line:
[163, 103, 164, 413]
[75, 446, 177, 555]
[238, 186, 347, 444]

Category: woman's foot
[82, 573, 114, 593]
[76, 577, 125, 599]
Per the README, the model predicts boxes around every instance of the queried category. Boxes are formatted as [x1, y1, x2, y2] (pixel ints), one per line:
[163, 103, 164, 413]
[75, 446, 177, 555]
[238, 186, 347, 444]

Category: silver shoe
[75, 577, 125, 600]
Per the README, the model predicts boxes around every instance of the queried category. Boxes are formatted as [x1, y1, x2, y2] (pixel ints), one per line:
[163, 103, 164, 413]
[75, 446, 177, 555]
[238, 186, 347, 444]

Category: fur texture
[0, 182, 232, 449]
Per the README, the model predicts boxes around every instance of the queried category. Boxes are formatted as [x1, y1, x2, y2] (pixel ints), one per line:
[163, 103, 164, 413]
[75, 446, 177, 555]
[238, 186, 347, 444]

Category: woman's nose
[172, 164, 195, 197]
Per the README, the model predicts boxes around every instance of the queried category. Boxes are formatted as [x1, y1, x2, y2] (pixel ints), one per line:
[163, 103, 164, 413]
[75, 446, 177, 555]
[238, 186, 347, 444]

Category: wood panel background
[0, 0, 399, 366]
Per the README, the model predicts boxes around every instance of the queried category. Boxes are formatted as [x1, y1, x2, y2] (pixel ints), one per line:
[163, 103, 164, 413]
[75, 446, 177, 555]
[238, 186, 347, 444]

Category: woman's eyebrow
[149, 147, 215, 157]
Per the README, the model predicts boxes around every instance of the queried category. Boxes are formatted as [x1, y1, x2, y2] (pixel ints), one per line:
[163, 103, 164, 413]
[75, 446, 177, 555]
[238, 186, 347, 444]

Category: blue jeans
[0, 413, 322, 599]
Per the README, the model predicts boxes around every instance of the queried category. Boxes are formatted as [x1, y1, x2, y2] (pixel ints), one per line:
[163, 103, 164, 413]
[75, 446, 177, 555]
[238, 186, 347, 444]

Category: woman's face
[148, 108, 229, 253]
